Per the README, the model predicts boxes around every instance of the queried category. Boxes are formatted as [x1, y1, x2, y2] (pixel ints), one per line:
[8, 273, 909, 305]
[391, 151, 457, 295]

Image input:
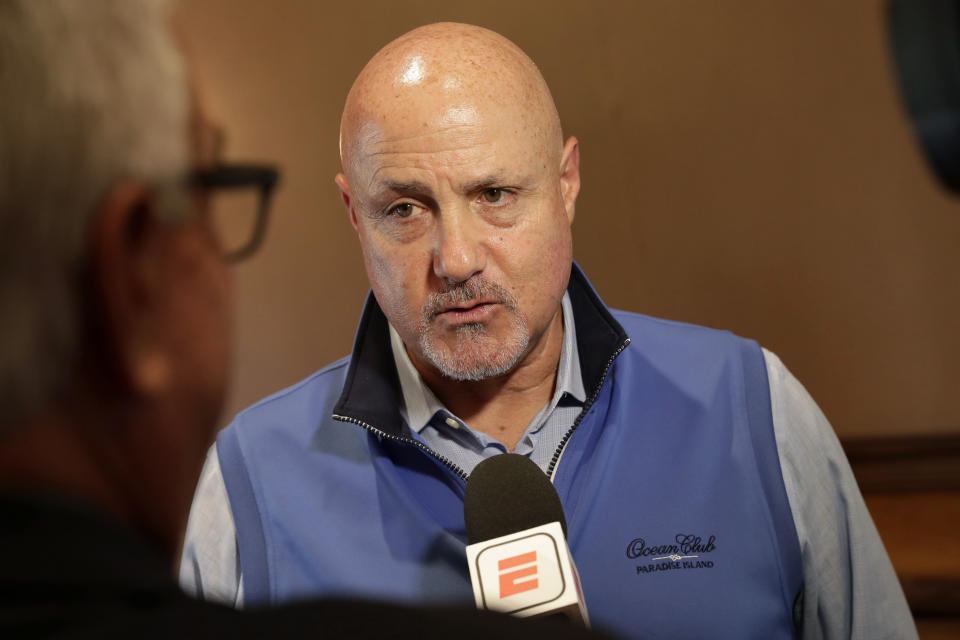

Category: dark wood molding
[901, 577, 960, 617]
[841, 433, 960, 493]
[837, 435, 960, 619]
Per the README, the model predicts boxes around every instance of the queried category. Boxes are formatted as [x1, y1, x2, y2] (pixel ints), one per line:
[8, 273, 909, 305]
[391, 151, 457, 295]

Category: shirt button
[444, 417, 460, 429]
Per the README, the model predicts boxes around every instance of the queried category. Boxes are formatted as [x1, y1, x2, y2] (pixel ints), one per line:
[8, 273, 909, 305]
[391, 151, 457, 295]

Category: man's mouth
[423, 276, 517, 326]
[435, 299, 498, 323]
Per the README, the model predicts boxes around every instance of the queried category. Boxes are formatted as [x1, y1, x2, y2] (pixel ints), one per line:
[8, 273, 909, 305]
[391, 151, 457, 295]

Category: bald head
[339, 23, 563, 185]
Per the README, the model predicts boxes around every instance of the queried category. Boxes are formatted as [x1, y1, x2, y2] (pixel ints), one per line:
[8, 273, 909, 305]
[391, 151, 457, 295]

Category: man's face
[339, 96, 578, 381]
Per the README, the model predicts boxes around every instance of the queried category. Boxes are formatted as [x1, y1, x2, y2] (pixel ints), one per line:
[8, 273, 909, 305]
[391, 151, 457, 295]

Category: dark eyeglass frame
[189, 163, 281, 263]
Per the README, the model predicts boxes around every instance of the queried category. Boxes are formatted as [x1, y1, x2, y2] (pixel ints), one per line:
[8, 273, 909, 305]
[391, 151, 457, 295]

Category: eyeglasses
[189, 163, 281, 263]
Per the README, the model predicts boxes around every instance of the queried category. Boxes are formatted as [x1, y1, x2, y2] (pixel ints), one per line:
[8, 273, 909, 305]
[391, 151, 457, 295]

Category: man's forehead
[352, 122, 541, 198]
[354, 118, 487, 161]
[347, 80, 536, 146]
[348, 101, 546, 175]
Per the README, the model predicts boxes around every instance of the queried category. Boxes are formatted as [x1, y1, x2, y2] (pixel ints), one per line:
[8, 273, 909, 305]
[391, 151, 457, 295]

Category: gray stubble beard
[417, 278, 530, 381]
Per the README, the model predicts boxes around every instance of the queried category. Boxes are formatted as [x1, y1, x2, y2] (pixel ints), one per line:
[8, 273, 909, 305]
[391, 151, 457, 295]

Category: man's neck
[0, 397, 188, 567]
[412, 310, 565, 451]
[0, 412, 131, 524]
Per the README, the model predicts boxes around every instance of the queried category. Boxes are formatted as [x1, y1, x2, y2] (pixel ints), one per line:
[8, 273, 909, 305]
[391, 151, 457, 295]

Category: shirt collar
[390, 292, 586, 433]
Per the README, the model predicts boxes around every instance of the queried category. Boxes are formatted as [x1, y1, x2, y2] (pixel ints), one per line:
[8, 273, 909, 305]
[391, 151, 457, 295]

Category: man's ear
[334, 173, 360, 231]
[559, 136, 581, 224]
[90, 181, 172, 397]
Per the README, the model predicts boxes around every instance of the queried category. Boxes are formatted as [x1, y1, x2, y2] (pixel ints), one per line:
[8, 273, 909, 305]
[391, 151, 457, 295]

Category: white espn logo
[465, 521, 589, 624]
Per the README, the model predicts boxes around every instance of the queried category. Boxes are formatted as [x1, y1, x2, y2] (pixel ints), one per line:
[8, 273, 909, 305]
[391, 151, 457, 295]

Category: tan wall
[178, 0, 960, 439]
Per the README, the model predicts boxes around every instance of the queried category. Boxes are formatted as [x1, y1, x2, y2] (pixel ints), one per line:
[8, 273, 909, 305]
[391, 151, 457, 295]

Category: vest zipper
[547, 337, 631, 481]
[335, 337, 630, 484]
[331, 413, 469, 481]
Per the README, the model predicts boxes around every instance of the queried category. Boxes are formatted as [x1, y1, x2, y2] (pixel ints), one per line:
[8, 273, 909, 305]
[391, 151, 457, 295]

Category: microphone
[463, 454, 589, 626]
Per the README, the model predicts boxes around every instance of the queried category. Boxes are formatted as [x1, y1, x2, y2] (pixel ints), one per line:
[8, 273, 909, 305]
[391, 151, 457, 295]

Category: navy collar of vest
[332, 262, 629, 437]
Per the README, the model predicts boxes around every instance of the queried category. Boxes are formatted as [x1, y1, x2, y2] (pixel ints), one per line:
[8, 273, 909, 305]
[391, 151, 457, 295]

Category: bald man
[182, 23, 916, 639]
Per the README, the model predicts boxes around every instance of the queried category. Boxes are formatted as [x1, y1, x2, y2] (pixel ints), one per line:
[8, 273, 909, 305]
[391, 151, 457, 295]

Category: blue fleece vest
[217, 267, 802, 639]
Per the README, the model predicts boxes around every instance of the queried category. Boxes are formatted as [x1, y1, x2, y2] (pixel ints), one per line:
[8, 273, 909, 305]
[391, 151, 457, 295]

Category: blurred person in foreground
[181, 22, 917, 639]
[0, 2, 604, 638]
[181, 23, 916, 638]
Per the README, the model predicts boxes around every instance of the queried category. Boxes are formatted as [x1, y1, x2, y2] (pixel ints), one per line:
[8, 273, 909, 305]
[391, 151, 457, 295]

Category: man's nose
[432, 209, 485, 284]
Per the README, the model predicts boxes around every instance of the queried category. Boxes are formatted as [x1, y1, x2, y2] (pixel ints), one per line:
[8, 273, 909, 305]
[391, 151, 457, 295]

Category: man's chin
[419, 331, 528, 382]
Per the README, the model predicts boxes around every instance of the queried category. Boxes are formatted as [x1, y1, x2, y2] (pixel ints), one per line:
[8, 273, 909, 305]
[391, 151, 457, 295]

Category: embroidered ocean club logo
[626, 534, 717, 575]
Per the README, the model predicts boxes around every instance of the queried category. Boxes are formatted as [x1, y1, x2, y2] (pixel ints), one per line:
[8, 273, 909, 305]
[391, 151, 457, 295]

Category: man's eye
[389, 203, 415, 218]
[481, 188, 504, 203]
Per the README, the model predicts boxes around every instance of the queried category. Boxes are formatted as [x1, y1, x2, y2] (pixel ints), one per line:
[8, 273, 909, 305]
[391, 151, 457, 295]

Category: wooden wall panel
[177, 1, 960, 441]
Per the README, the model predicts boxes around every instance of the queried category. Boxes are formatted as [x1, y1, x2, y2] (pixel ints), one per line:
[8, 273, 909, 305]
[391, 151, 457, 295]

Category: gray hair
[0, 0, 189, 431]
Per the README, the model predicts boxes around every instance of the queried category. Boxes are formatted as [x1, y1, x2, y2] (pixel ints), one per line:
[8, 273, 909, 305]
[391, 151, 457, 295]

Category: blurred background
[178, 1, 959, 635]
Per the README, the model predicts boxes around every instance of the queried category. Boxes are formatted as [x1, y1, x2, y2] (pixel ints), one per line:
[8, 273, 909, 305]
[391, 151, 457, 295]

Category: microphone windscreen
[464, 454, 567, 544]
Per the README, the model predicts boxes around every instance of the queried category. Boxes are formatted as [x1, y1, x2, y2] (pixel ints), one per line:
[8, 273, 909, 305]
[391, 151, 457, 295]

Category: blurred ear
[89, 181, 172, 397]
[559, 136, 581, 224]
[335, 173, 360, 231]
